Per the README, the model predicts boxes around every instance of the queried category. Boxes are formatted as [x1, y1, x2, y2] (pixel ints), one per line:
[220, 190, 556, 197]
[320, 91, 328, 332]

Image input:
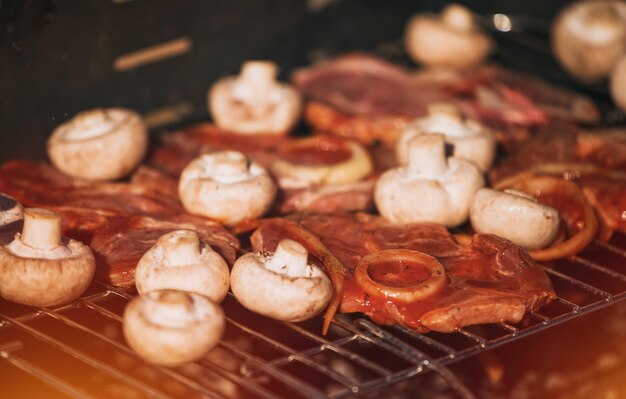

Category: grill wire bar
[1, 236, 626, 398]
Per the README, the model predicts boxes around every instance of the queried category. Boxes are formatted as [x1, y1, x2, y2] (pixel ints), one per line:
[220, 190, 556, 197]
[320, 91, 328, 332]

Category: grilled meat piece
[252, 213, 555, 333]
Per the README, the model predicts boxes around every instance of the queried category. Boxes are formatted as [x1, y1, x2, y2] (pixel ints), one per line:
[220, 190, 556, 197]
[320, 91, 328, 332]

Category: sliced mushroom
[230, 239, 332, 322]
[405, 3, 493, 69]
[0, 208, 95, 307]
[610, 54, 626, 112]
[375, 134, 484, 227]
[272, 138, 373, 189]
[47, 108, 148, 181]
[178, 151, 277, 226]
[209, 61, 302, 135]
[552, 0, 626, 82]
[396, 103, 495, 171]
[470, 188, 560, 250]
[123, 290, 224, 366]
[135, 230, 230, 302]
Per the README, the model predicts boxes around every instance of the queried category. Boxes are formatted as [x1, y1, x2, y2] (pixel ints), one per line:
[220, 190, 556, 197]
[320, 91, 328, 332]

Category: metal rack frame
[1, 236, 626, 399]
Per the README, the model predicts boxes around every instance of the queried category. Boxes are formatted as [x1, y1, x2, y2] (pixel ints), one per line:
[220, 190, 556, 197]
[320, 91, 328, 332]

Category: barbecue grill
[2, 1, 626, 398]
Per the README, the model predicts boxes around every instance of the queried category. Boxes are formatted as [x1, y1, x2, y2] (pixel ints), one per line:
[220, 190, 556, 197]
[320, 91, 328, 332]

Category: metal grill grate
[1, 235, 626, 399]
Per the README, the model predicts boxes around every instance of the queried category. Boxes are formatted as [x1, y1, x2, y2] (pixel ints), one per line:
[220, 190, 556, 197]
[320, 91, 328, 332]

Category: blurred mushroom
[396, 103, 495, 171]
[375, 134, 484, 227]
[0, 208, 95, 307]
[178, 151, 277, 226]
[47, 108, 148, 181]
[123, 290, 224, 366]
[470, 188, 560, 250]
[230, 239, 332, 322]
[552, 0, 626, 82]
[135, 230, 230, 302]
[209, 61, 302, 135]
[405, 3, 493, 69]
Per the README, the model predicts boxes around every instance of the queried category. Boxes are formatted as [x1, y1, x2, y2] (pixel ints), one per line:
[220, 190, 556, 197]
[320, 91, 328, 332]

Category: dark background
[0, 0, 578, 162]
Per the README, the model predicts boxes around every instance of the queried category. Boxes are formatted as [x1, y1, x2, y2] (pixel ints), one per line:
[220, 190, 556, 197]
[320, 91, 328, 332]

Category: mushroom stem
[161, 230, 201, 267]
[428, 103, 462, 120]
[21, 208, 61, 250]
[442, 3, 473, 30]
[213, 152, 249, 178]
[265, 239, 309, 277]
[240, 61, 278, 90]
[407, 134, 448, 178]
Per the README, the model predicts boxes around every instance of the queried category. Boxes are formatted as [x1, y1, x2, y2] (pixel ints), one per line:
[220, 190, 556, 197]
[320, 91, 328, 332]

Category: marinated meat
[491, 126, 626, 182]
[490, 127, 626, 240]
[148, 124, 376, 214]
[293, 53, 599, 146]
[576, 128, 626, 168]
[252, 213, 555, 333]
[0, 160, 239, 287]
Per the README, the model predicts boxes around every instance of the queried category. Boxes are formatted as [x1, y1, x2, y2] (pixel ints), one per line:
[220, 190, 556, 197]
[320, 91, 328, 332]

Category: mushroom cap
[610, 54, 626, 112]
[135, 230, 230, 302]
[470, 188, 560, 250]
[376, 134, 485, 227]
[47, 108, 148, 181]
[396, 104, 496, 171]
[178, 151, 277, 226]
[208, 61, 302, 135]
[123, 290, 224, 366]
[405, 4, 493, 69]
[552, 0, 626, 82]
[230, 252, 333, 322]
[271, 140, 373, 189]
[0, 240, 95, 307]
[0, 208, 95, 307]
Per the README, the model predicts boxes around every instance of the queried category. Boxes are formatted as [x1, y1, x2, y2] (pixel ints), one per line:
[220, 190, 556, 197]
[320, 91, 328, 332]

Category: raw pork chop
[0, 160, 239, 287]
[293, 53, 598, 146]
[252, 213, 555, 333]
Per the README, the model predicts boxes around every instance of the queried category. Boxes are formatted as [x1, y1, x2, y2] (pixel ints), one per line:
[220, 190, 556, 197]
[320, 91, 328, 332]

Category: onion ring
[355, 249, 447, 303]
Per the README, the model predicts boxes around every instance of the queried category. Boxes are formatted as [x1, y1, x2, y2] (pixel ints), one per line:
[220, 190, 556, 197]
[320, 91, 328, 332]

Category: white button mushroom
[375, 134, 484, 227]
[178, 151, 277, 226]
[405, 3, 493, 69]
[230, 239, 332, 322]
[47, 108, 148, 181]
[396, 103, 495, 171]
[0, 208, 95, 307]
[271, 140, 373, 189]
[123, 290, 224, 366]
[208, 61, 302, 135]
[135, 230, 230, 302]
[552, 0, 626, 82]
[470, 188, 561, 250]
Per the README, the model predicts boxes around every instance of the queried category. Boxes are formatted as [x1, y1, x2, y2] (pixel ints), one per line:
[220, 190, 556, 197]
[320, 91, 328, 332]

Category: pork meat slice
[252, 213, 555, 333]
[0, 160, 239, 287]
[293, 53, 598, 146]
